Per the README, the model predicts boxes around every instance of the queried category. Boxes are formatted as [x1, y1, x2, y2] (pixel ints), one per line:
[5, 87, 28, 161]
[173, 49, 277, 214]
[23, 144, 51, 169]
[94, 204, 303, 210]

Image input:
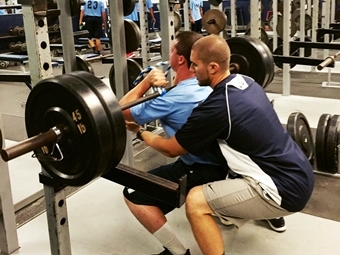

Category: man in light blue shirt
[189, 0, 203, 33]
[79, 0, 106, 54]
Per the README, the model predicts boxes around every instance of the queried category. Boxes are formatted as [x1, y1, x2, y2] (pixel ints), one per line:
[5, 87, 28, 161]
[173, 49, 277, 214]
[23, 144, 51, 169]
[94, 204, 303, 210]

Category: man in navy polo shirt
[126, 35, 314, 255]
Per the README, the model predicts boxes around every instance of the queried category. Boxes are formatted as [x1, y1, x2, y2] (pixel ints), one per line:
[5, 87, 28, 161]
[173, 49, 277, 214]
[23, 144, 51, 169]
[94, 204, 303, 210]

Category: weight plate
[315, 113, 332, 172]
[109, 58, 143, 94]
[276, 15, 297, 38]
[174, 11, 182, 32]
[62, 56, 95, 75]
[267, 37, 283, 52]
[292, 9, 312, 31]
[287, 112, 314, 164]
[67, 72, 126, 173]
[244, 27, 269, 45]
[325, 115, 340, 173]
[202, 9, 227, 34]
[291, 37, 312, 57]
[125, 19, 141, 53]
[123, 0, 136, 16]
[273, 45, 298, 69]
[25, 72, 124, 186]
[227, 36, 275, 88]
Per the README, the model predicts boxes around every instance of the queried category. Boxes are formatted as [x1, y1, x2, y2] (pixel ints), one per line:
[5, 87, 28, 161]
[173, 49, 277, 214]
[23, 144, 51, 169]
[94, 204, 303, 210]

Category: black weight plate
[291, 37, 312, 57]
[276, 15, 297, 38]
[125, 19, 141, 53]
[62, 56, 95, 75]
[227, 36, 275, 88]
[315, 113, 332, 172]
[267, 37, 283, 52]
[25, 73, 114, 186]
[109, 58, 143, 94]
[325, 115, 340, 173]
[273, 45, 298, 69]
[123, 0, 136, 16]
[287, 112, 314, 164]
[68, 71, 126, 173]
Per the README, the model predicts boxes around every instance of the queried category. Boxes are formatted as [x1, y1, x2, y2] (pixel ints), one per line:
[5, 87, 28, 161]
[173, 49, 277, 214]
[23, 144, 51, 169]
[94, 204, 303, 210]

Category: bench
[0, 54, 59, 73]
[50, 44, 89, 56]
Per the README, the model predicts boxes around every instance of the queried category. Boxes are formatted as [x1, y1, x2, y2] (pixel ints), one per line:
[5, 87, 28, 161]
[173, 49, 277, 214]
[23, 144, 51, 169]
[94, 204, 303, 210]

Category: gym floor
[1, 48, 340, 255]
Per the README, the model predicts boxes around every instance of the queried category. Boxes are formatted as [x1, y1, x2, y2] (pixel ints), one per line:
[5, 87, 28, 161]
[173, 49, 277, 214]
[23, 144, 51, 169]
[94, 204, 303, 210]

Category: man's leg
[124, 196, 187, 255]
[186, 186, 225, 255]
[95, 38, 102, 55]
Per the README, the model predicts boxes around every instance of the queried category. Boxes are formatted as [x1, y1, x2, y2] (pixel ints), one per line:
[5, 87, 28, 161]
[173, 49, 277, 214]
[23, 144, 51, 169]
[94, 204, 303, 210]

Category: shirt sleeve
[130, 95, 175, 125]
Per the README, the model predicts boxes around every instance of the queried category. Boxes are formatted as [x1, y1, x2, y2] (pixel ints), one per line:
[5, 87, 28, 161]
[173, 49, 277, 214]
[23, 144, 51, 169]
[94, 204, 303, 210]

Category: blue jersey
[190, 0, 203, 21]
[82, 0, 105, 17]
[124, 0, 153, 21]
[130, 77, 221, 166]
[176, 74, 314, 212]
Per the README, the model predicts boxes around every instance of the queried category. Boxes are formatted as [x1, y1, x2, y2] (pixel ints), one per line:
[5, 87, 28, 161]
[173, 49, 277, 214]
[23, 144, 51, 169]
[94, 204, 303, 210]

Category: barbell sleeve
[317, 51, 340, 70]
[0, 127, 63, 162]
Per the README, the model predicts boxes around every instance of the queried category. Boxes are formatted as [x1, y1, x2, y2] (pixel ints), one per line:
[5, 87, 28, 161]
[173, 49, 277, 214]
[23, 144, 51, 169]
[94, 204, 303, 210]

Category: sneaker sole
[266, 220, 287, 232]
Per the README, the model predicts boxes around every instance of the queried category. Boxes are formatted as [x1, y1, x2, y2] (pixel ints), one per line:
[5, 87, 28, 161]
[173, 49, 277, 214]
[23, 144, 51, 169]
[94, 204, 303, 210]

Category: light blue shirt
[124, 0, 153, 21]
[81, 0, 105, 17]
[190, 0, 203, 21]
[130, 77, 220, 166]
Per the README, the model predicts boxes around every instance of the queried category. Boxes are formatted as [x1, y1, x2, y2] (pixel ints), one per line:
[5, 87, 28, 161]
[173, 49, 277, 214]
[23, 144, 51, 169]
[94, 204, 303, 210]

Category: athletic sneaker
[152, 247, 190, 255]
[266, 217, 286, 232]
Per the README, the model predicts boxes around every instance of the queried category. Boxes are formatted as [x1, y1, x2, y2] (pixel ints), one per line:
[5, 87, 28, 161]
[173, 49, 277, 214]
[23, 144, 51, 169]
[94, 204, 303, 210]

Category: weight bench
[78, 37, 111, 49]
[50, 44, 89, 55]
[0, 54, 59, 73]
[0, 54, 29, 73]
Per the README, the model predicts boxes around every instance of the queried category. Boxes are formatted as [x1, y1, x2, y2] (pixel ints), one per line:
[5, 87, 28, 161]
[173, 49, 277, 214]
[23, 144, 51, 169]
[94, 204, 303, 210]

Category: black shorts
[85, 16, 102, 39]
[123, 158, 228, 214]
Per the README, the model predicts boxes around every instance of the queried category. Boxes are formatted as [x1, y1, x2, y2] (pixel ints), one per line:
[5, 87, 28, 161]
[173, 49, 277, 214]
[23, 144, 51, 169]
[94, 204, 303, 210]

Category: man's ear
[208, 62, 219, 74]
[178, 55, 185, 65]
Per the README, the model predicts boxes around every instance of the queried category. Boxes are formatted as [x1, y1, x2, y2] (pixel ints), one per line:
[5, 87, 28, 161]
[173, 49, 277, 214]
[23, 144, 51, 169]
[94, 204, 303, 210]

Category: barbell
[0, 36, 275, 186]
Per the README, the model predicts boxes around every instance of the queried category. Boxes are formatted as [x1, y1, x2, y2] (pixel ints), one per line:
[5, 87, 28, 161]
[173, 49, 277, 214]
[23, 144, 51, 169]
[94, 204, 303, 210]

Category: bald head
[191, 35, 230, 71]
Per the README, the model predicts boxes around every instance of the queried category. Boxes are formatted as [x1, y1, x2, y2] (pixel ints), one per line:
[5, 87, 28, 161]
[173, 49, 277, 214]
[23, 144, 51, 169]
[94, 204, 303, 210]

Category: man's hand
[145, 69, 169, 88]
[125, 121, 142, 133]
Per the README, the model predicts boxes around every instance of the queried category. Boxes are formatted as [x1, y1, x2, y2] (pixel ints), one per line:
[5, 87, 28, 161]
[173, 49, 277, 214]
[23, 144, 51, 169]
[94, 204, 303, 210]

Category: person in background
[0, 0, 8, 15]
[189, 0, 203, 33]
[79, 0, 106, 55]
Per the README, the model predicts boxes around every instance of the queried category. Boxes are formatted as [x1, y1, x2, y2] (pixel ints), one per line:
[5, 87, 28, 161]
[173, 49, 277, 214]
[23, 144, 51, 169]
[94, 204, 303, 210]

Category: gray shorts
[202, 176, 292, 228]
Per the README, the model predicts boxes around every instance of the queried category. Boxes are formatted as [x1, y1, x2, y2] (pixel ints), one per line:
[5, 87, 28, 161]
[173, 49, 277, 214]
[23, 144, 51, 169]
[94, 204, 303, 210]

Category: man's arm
[119, 69, 169, 122]
[79, 9, 85, 25]
[126, 122, 187, 157]
[101, 11, 106, 30]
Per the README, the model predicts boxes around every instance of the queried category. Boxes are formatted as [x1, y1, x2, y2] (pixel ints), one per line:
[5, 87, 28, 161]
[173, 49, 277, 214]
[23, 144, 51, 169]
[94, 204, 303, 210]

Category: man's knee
[186, 186, 207, 217]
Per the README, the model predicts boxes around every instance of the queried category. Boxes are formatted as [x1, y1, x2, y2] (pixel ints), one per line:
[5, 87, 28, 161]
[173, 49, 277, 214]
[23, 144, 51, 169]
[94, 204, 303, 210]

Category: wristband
[136, 128, 146, 141]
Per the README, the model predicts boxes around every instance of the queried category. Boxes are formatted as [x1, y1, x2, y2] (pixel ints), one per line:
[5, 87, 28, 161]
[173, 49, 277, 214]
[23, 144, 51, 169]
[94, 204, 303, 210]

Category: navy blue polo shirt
[176, 74, 314, 212]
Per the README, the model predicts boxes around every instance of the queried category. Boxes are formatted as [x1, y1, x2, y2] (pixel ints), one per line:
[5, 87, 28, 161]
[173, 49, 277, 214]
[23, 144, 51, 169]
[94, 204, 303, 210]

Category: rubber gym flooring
[0, 50, 340, 254]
